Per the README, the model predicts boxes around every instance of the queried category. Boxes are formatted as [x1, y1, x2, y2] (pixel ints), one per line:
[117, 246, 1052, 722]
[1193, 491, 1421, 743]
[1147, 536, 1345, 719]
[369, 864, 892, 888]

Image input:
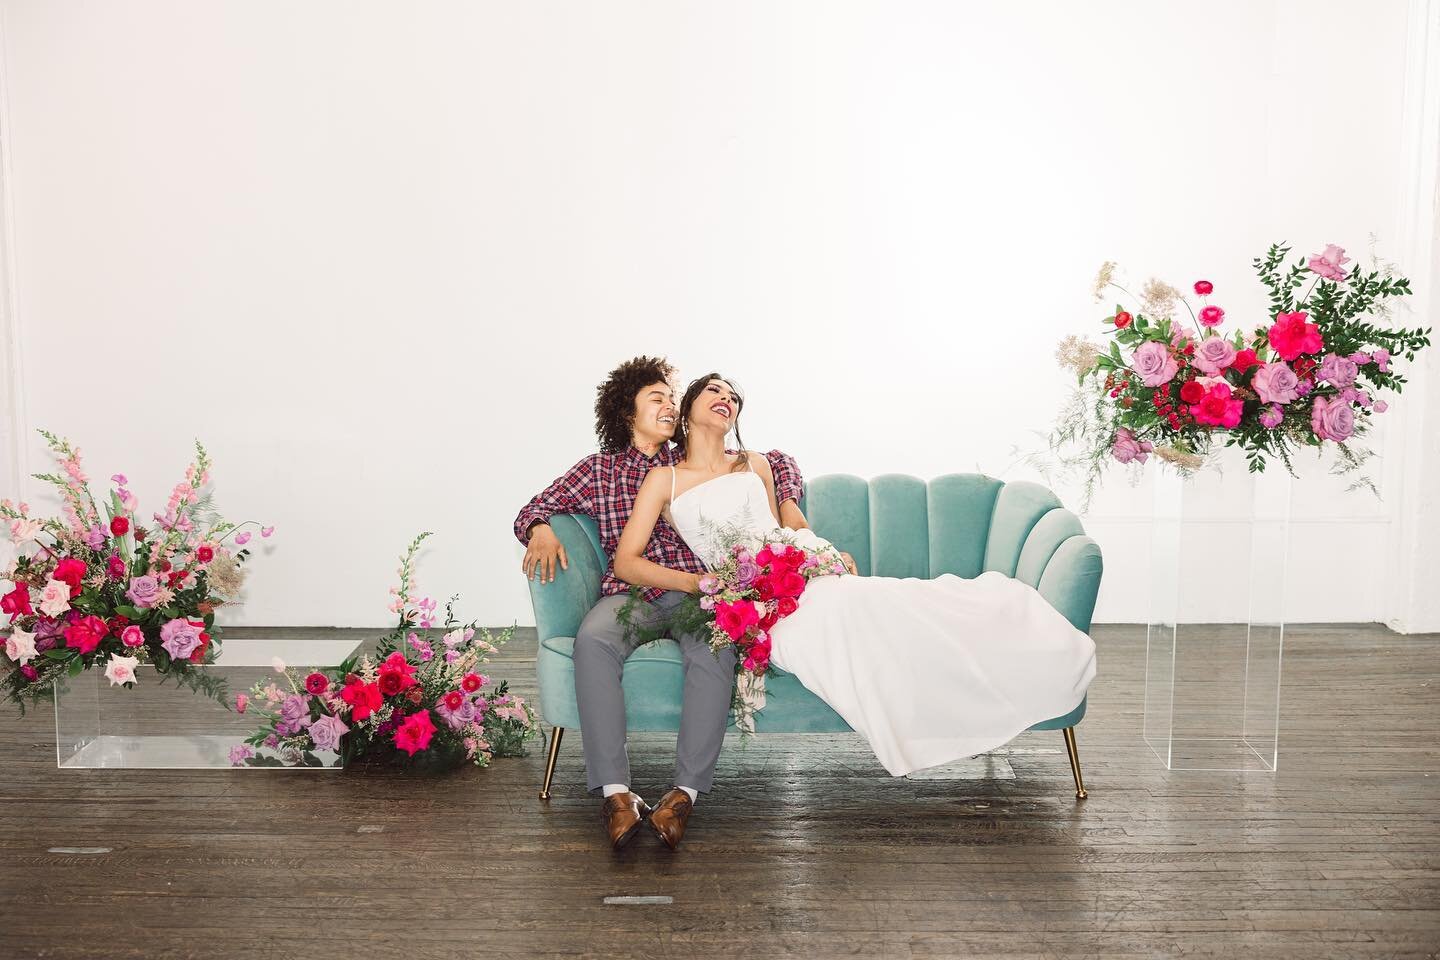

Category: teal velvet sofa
[526, 474, 1103, 801]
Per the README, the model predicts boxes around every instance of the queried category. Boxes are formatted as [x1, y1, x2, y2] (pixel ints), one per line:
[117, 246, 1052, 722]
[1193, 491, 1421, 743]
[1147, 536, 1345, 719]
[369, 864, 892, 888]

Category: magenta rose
[1191, 337, 1237, 376]
[1191, 382, 1244, 429]
[1110, 427, 1153, 464]
[1131, 340, 1180, 388]
[1268, 312, 1324, 362]
[1311, 395, 1355, 442]
[1317, 353, 1359, 388]
[120, 625, 145, 648]
[1252, 362, 1300, 405]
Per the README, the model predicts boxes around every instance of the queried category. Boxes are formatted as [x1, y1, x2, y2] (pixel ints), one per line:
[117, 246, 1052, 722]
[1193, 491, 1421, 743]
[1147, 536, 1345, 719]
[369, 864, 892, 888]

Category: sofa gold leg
[539, 726, 564, 801]
[1062, 727, 1088, 800]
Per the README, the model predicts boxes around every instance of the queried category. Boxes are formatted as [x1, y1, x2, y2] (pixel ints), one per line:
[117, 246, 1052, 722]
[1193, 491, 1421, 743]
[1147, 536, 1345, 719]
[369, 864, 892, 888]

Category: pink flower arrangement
[237, 534, 536, 768]
[1, 432, 270, 708]
[1052, 242, 1430, 496]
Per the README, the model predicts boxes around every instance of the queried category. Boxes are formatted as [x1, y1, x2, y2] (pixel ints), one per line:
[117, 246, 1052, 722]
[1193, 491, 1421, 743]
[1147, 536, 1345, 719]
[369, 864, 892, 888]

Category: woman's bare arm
[613, 470, 702, 594]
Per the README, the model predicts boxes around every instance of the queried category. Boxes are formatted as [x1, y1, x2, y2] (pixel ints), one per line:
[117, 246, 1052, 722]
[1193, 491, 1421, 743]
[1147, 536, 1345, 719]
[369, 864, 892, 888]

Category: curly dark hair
[674, 372, 747, 467]
[593, 356, 678, 453]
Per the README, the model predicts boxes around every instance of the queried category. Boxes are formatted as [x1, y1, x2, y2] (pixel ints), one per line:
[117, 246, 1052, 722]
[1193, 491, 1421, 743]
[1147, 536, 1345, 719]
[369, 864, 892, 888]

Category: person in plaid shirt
[514, 356, 806, 850]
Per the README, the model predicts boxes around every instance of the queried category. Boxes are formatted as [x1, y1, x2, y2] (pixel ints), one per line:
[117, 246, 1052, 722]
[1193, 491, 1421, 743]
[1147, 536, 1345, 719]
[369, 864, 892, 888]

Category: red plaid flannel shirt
[514, 445, 805, 602]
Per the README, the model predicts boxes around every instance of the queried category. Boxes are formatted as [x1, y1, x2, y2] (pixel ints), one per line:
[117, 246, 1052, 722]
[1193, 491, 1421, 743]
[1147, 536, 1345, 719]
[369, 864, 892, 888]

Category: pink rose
[1259, 404, 1284, 429]
[1374, 399, 1389, 413]
[1307, 243, 1350, 281]
[1131, 340, 1180, 388]
[1372, 348, 1391, 372]
[1252, 362, 1300, 405]
[1191, 337, 1237, 376]
[1311, 395, 1355, 442]
[1110, 427, 1153, 465]
[120, 625, 145, 648]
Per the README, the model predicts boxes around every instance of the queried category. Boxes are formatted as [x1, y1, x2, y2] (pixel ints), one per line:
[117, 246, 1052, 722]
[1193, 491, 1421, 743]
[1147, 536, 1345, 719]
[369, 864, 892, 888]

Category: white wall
[0, 0, 1432, 628]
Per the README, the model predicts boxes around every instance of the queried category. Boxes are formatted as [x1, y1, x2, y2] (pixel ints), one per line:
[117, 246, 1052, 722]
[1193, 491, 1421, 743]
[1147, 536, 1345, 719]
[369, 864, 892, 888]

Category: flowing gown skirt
[769, 571, 1098, 776]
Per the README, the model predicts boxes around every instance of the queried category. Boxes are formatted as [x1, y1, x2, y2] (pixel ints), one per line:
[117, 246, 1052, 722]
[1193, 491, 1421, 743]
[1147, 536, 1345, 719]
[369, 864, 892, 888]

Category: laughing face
[686, 377, 743, 437]
[631, 381, 679, 447]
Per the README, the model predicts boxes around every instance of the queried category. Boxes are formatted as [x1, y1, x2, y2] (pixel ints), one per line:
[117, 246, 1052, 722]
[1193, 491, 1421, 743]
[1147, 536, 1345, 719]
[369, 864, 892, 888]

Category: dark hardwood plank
[1, 623, 1437, 959]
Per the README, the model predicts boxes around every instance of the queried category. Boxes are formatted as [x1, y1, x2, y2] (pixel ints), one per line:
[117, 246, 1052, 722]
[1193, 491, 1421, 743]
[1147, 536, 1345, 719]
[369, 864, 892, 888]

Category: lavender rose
[307, 713, 349, 751]
[735, 561, 760, 586]
[126, 575, 162, 609]
[1318, 353, 1359, 388]
[1252, 363, 1300, 405]
[1259, 404, 1284, 429]
[1191, 337, 1237, 376]
[1311, 395, 1356, 442]
[279, 694, 314, 732]
[158, 617, 203, 660]
[1131, 340, 1180, 388]
[436, 698, 477, 732]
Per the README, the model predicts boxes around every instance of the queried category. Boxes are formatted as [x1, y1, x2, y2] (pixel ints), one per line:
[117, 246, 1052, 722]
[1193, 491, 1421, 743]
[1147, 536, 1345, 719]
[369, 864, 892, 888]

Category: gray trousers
[573, 592, 738, 795]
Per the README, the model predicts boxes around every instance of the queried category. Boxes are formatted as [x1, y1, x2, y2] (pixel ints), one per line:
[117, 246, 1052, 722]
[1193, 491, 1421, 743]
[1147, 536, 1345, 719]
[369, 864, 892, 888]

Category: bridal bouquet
[1048, 242, 1432, 504]
[1, 431, 269, 710]
[235, 533, 537, 769]
[623, 529, 848, 734]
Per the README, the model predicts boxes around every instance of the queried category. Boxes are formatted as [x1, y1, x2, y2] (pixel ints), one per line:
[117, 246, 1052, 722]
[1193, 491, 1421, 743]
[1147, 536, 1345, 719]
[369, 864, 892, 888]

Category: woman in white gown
[613, 374, 1097, 777]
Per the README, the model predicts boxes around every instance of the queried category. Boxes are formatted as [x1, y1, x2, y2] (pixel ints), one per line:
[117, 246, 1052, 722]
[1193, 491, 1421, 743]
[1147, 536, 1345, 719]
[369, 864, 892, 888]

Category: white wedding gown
[667, 469, 1098, 776]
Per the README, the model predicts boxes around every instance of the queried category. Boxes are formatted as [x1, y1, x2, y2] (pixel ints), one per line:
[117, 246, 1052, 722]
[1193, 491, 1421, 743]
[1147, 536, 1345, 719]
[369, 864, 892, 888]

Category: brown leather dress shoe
[601, 792, 651, 850]
[648, 788, 694, 850]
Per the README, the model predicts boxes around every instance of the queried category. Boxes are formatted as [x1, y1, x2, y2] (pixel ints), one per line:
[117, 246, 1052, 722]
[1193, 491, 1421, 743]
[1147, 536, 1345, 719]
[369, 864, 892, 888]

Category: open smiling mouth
[710, 403, 732, 419]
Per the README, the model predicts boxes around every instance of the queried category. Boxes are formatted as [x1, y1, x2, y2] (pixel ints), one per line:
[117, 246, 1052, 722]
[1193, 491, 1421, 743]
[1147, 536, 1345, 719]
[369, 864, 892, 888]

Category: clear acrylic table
[54, 636, 360, 769]
[1144, 450, 1291, 772]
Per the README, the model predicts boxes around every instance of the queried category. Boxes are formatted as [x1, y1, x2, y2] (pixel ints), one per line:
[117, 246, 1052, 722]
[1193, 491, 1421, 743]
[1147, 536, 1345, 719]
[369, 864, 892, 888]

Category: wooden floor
[1, 623, 1438, 959]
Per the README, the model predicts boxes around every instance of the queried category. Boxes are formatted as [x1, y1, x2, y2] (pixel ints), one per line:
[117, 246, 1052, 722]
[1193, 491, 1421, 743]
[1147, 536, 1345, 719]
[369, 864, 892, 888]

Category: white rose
[104, 654, 140, 687]
[37, 579, 70, 618]
[4, 627, 37, 665]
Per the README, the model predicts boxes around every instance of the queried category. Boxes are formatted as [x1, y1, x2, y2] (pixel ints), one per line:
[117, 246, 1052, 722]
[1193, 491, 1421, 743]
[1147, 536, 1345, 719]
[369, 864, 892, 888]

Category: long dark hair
[675, 373, 747, 469]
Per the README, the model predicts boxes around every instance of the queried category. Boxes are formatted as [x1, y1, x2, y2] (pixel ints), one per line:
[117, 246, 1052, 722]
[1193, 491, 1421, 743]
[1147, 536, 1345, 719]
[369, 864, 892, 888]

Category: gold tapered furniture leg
[539, 726, 564, 801]
[1062, 726, 1088, 800]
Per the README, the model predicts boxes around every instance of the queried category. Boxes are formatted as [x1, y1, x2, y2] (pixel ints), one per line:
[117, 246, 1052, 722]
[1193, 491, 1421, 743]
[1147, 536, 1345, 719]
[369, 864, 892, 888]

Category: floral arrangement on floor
[0, 431, 270, 710]
[234, 533, 537, 769]
[621, 528, 848, 734]
[1045, 241, 1431, 504]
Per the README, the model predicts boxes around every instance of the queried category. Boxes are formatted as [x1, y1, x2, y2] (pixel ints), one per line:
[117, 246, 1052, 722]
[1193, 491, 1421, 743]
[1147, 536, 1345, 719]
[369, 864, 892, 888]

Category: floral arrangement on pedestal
[1047, 242, 1432, 504]
[620, 527, 848, 734]
[235, 533, 537, 769]
[0, 431, 270, 710]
